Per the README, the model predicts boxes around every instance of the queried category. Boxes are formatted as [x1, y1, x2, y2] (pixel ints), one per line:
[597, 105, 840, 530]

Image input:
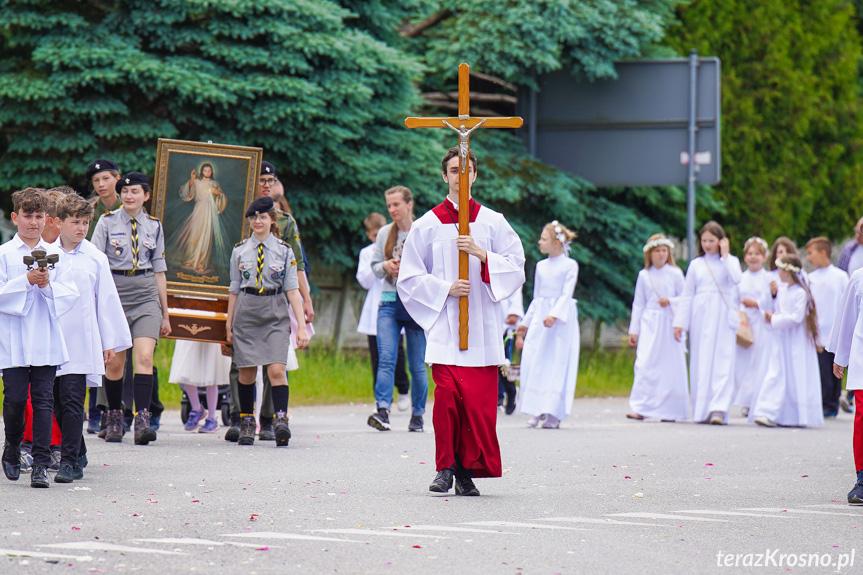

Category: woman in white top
[673, 221, 742, 425]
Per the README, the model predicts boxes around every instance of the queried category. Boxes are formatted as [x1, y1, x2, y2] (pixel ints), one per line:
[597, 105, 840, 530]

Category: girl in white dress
[169, 339, 231, 433]
[673, 221, 742, 425]
[766, 237, 798, 299]
[733, 237, 774, 417]
[751, 254, 823, 428]
[516, 221, 579, 429]
[627, 234, 689, 421]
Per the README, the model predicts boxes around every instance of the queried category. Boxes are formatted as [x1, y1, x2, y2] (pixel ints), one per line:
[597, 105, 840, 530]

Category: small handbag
[704, 259, 754, 348]
[736, 310, 754, 348]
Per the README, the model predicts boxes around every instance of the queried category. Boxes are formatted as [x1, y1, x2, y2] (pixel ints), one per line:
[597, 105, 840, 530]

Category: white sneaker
[754, 416, 776, 427]
[396, 394, 410, 412]
[709, 412, 725, 425]
[740, 406, 749, 417]
[526, 415, 542, 428]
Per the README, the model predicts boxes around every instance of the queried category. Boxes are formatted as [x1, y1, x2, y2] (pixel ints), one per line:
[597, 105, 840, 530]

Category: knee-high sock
[237, 383, 255, 415]
[272, 385, 289, 414]
[132, 374, 154, 413]
[104, 377, 124, 410]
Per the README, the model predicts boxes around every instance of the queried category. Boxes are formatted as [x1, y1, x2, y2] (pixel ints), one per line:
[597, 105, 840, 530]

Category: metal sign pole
[687, 49, 698, 260]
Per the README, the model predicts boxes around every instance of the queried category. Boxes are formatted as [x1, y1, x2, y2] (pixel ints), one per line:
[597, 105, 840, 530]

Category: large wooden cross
[405, 63, 523, 350]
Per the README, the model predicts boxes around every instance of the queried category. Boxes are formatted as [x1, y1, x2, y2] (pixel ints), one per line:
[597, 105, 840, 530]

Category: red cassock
[398, 197, 525, 476]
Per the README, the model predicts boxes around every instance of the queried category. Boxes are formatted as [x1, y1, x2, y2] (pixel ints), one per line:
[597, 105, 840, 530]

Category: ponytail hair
[777, 254, 819, 345]
[383, 186, 414, 260]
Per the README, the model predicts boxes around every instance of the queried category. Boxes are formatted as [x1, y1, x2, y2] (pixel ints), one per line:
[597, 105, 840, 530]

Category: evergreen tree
[666, 0, 863, 244]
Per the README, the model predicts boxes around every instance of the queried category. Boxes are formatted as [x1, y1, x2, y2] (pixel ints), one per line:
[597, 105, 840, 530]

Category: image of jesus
[172, 162, 229, 274]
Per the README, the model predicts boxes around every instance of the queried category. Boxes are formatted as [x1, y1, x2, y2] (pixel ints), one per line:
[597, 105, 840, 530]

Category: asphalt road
[0, 398, 859, 574]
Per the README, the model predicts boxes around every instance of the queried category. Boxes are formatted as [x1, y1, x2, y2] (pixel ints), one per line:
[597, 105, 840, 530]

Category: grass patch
[1, 345, 636, 409]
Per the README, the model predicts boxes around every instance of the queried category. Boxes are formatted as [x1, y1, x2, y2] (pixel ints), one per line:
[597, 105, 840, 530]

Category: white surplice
[673, 253, 742, 423]
[751, 283, 823, 427]
[733, 268, 774, 408]
[518, 254, 580, 420]
[355, 243, 381, 336]
[808, 264, 849, 348]
[826, 268, 863, 391]
[53, 239, 132, 386]
[0, 234, 79, 369]
[628, 264, 690, 421]
[397, 197, 525, 367]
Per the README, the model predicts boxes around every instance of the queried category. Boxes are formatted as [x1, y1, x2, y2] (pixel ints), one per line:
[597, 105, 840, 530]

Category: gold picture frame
[151, 138, 262, 299]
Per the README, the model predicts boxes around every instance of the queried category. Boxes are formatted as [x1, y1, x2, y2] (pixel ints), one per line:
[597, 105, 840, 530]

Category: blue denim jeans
[375, 298, 427, 415]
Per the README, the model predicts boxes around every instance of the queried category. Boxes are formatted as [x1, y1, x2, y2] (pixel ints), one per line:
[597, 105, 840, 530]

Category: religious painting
[151, 139, 262, 299]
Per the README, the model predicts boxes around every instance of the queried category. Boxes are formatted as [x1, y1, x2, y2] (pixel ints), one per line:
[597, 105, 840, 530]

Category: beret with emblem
[245, 196, 274, 217]
[260, 161, 277, 177]
[116, 171, 150, 193]
[86, 158, 120, 181]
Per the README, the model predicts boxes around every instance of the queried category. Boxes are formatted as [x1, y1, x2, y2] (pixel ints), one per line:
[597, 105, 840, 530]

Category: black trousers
[819, 349, 842, 415]
[88, 387, 100, 421]
[53, 374, 87, 465]
[367, 334, 409, 395]
[3, 366, 55, 467]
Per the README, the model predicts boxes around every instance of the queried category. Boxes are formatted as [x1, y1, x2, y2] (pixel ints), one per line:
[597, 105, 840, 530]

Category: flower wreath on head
[775, 259, 801, 274]
[745, 236, 768, 253]
[551, 220, 572, 255]
[642, 237, 675, 254]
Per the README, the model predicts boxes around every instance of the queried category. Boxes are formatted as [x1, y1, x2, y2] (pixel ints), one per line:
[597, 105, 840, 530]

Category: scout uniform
[85, 158, 123, 240]
[90, 172, 165, 446]
[229, 208, 299, 369]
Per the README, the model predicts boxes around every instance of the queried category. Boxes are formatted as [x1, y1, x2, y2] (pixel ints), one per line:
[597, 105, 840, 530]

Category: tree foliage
[1, 0, 700, 322]
[666, 0, 863, 245]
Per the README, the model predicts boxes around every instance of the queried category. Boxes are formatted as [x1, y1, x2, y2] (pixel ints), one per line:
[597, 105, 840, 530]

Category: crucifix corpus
[405, 63, 523, 350]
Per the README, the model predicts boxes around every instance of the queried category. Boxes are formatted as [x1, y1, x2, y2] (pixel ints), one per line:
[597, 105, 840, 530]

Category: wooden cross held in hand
[405, 63, 523, 350]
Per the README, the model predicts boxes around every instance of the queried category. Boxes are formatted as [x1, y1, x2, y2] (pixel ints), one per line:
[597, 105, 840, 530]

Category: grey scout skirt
[232, 291, 291, 368]
[113, 272, 162, 340]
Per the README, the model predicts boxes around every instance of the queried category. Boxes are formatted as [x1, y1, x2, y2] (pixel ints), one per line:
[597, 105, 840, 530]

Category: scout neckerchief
[256, 243, 265, 293]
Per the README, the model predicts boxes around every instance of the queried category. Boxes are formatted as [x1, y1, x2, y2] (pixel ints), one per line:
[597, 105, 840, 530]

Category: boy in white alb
[806, 237, 849, 418]
[397, 147, 525, 496]
[52, 194, 132, 482]
[0, 188, 79, 488]
[826, 268, 863, 504]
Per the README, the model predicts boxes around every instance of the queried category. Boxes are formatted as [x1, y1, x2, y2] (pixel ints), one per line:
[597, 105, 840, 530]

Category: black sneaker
[238, 415, 256, 446]
[408, 415, 423, 432]
[54, 463, 75, 483]
[150, 413, 161, 431]
[225, 415, 241, 442]
[367, 407, 391, 431]
[30, 464, 49, 488]
[505, 395, 517, 415]
[87, 414, 101, 434]
[429, 468, 454, 493]
[455, 473, 480, 496]
[72, 462, 84, 481]
[133, 410, 157, 446]
[273, 412, 291, 447]
[258, 419, 275, 441]
[850, 482, 863, 505]
[2, 442, 21, 481]
[49, 446, 61, 471]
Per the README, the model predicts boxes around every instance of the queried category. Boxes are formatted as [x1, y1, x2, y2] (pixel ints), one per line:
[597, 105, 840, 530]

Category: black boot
[455, 468, 480, 496]
[105, 409, 124, 442]
[225, 414, 241, 442]
[134, 410, 157, 445]
[273, 412, 291, 447]
[258, 417, 275, 441]
[429, 468, 454, 493]
[238, 415, 256, 446]
[2, 443, 21, 481]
